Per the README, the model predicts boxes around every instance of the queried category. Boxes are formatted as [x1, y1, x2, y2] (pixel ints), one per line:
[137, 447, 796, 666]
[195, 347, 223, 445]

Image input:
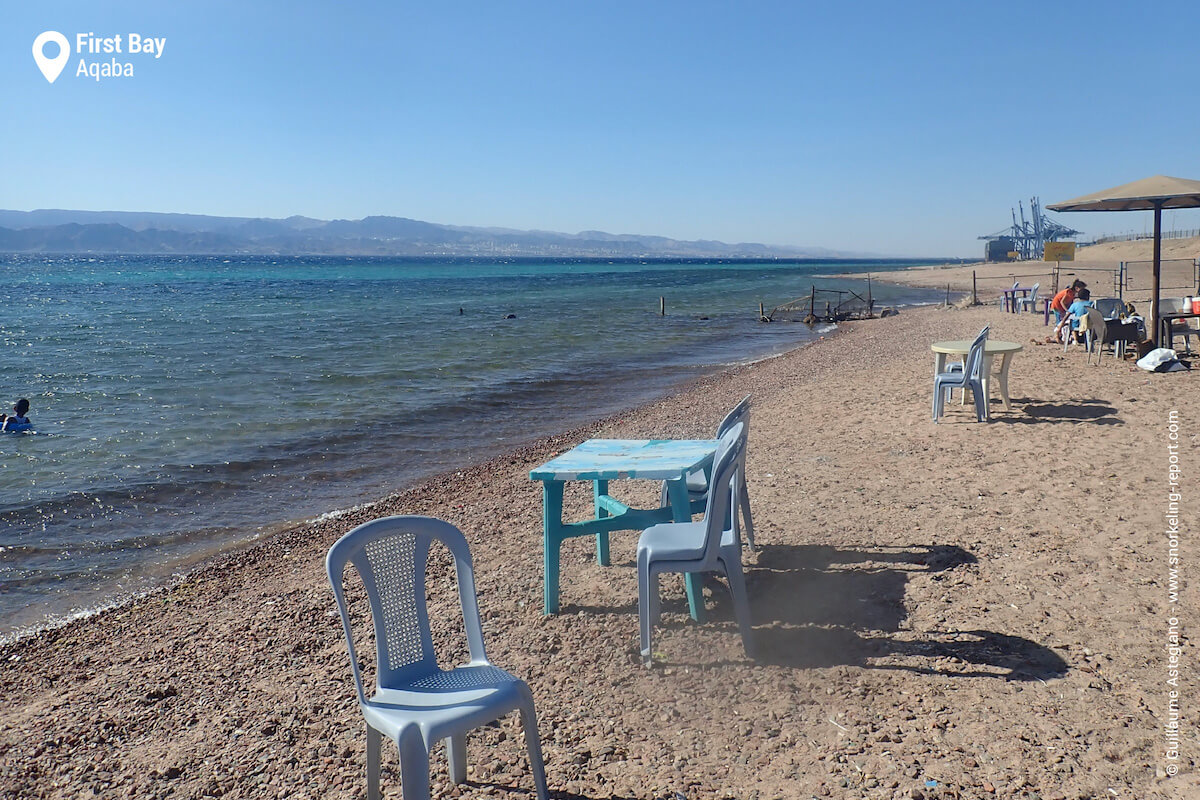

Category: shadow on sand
[674, 543, 1067, 681]
[996, 398, 1122, 425]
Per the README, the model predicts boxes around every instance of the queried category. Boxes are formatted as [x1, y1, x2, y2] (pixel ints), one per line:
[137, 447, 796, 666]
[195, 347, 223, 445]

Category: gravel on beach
[2, 302, 1196, 800]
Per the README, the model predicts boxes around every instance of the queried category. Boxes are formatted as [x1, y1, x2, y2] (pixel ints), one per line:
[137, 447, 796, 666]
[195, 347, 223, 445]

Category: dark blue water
[0, 255, 942, 639]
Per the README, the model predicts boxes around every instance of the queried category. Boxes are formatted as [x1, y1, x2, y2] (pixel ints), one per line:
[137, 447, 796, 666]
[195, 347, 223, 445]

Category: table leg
[996, 352, 1014, 411]
[592, 479, 611, 566]
[666, 477, 705, 623]
[542, 481, 565, 615]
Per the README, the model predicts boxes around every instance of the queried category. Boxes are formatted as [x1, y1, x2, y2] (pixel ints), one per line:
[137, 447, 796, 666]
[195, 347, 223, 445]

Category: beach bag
[1136, 348, 1189, 372]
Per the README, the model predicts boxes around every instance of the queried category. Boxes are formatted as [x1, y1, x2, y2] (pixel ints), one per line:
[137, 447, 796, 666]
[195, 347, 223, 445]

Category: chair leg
[517, 686, 550, 800]
[367, 725, 383, 800]
[638, 555, 659, 664]
[722, 557, 755, 659]
[970, 382, 987, 422]
[446, 734, 467, 785]
[397, 723, 431, 800]
[738, 475, 755, 550]
[932, 382, 943, 422]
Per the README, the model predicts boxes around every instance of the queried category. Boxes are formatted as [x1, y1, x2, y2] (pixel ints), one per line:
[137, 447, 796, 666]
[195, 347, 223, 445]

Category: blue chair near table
[932, 326, 989, 423]
[659, 395, 756, 551]
[637, 422, 754, 666]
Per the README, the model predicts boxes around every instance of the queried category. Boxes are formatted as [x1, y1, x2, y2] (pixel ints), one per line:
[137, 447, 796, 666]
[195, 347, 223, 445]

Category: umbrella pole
[1152, 200, 1163, 347]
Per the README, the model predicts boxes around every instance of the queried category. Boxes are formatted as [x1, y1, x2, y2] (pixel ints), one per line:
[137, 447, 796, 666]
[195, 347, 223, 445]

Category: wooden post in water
[659, 296, 665, 316]
[759, 302, 765, 319]
[810, 285, 816, 317]
[945, 283, 950, 306]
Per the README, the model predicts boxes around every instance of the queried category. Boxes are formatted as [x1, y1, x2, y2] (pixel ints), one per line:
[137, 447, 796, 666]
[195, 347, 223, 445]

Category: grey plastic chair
[638, 422, 754, 666]
[1082, 308, 1108, 364]
[932, 326, 989, 423]
[660, 395, 756, 550]
[326, 515, 549, 800]
[1016, 283, 1040, 313]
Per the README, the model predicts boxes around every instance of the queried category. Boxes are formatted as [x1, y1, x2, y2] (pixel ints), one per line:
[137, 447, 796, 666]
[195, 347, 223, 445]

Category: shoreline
[3, 299, 1194, 798]
[0, 319, 846, 647]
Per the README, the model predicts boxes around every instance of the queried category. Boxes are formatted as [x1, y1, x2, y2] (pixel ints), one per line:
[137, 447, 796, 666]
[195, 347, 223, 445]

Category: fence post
[972, 271, 977, 306]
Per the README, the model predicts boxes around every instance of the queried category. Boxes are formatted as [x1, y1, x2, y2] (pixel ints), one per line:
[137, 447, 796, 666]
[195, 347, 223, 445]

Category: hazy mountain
[0, 209, 850, 258]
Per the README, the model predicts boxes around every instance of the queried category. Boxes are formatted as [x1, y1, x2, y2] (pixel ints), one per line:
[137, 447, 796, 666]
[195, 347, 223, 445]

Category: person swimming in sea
[1, 398, 31, 431]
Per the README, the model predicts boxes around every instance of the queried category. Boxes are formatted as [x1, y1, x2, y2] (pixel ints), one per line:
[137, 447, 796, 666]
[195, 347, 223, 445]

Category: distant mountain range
[0, 209, 848, 258]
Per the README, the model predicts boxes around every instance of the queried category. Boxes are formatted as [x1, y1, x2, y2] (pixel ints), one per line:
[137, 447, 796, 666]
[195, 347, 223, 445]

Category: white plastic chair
[660, 395, 756, 550]
[326, 516, 549, 800]
[638, 422, 754, 666]
[1016, 283, 1040, 313]
[933, 326, 988, 423]
[1082, 308, 1108, 365]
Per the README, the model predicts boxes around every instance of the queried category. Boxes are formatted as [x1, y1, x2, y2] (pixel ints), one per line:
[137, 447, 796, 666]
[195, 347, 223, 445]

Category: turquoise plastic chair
[661, 395, 756, 550]
[638, 422, 754, 665]
[933, 326, 989, 423]
[326, 516, 549, 800]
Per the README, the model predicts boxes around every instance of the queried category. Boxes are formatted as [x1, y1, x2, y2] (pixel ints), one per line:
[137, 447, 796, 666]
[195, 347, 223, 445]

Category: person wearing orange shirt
[1050, 280, 1087, 324]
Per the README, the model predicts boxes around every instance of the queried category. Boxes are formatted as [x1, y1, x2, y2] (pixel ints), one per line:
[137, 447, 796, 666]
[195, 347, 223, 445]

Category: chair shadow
[748, 543, 974, 630]
[992, 398, 1123, 425]
[465, 782, 637, 800]
[753, 625, 1067, 681]
[664, 543, 1065, 681]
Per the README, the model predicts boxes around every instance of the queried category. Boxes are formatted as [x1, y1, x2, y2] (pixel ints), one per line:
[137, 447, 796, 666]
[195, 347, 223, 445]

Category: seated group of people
[1048, 280, 1143, 346]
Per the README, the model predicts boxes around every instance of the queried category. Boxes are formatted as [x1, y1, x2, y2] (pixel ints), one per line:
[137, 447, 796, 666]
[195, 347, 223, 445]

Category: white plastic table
[931, 339, 1023, 419]
[530, 438, 717, 619]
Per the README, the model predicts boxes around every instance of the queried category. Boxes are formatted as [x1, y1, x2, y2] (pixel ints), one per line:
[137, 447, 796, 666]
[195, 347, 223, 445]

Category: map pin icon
[33, 31, 70, 83]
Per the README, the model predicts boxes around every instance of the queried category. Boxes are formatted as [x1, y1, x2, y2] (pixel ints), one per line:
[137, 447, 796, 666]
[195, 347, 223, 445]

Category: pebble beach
[2, 255, 1197, 798]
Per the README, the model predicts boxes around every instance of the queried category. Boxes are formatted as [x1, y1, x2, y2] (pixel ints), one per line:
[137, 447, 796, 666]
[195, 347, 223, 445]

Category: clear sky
[5, 1, 1200, 257]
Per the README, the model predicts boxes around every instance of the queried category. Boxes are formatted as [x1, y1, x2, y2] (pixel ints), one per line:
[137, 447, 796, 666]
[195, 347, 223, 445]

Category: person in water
[1, 398, 31, 430]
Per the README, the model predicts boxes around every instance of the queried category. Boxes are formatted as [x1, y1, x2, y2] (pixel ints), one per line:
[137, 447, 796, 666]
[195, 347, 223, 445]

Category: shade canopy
[1048, 174, 1200, 348]
[1047, 175, 1200, 212]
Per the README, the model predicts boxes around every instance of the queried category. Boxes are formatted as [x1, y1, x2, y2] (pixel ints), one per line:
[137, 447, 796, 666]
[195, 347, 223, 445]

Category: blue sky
[5, 1, 1200, 256]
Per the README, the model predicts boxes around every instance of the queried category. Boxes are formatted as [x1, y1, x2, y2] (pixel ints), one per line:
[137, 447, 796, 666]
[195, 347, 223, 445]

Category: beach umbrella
[1048, 174, 1200, 348]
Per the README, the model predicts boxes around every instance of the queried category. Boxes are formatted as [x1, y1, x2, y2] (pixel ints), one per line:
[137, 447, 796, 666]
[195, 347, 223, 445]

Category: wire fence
[1085, 229, 1200, 245]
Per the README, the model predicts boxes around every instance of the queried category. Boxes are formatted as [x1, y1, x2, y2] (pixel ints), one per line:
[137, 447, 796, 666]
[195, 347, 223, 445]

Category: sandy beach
[2, 286, 1197, 799]
[875, 238, 1200, 309]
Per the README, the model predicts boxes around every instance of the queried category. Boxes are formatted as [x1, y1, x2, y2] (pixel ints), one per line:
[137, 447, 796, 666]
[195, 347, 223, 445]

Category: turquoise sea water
[0, 255, 943, 639]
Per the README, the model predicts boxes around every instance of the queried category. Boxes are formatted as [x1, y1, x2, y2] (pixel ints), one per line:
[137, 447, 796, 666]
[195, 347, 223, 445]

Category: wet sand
[1, 301, 1196, 800]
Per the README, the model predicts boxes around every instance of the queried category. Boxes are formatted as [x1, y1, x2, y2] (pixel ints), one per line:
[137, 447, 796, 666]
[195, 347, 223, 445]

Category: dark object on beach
[879, 307, 899, 318]
[771, 284, 877, 324]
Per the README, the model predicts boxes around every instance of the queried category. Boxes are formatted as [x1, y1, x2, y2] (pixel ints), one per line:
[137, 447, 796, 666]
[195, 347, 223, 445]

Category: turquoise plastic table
[530, 438, 718, 620]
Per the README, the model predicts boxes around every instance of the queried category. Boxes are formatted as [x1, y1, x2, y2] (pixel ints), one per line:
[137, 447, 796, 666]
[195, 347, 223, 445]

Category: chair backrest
[698, 422, 746, 564]
[715, 395, 751, 439]
[1028, 283, 1040, 302]
[1084, 308, 1107, 339]
[961, 326, 990, 378]
[326, 516, 487, 703]
[1011, 280, 1019, 290]
[1094, 297, 1124, 319]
